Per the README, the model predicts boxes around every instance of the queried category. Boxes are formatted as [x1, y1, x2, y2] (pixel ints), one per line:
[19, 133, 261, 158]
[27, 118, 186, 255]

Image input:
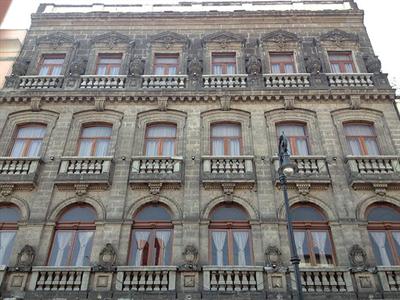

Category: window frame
[366, 204, 400, 266]
[211, 52, 237, 75]
[275, 122, 310, 155]
[153, 53, 180, 76]
[292, 205, 336, 266]
[95, 53, 123, 76]
[343, 122, 380, 155]
[37, 54, 66, 76]
[269, 52, 296, 74]
[144, 123, 177, 157]
[210, 122, 243, 156]
[9, 123, 47, 158]
[76, 123, 112, 157]
[47, 205, 96, 266]
[328, 51, 356, 73]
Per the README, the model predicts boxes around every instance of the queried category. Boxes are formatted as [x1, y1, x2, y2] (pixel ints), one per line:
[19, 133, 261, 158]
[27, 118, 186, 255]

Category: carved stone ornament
[90, 31, 131, 48]
[180, 245, 200, 271]
[349, 244, 367, 269]
[261, 30, 298, 48]
[305, 56, 322, 74]
[129, 56, 145, 76]
[69, 58, 87, 76]
[98, 243, 117, 271]
[0, 184, 14, 197]
[202, 31, 245, 47]
[188, 55, 203, 78]
[222, 183, 235, 202]
[11, 59, 29, 76]
[15, 245, 35, 271]
[265, 246, 282, 267]
[245, 54, 262, 75]
[320, 29, 358, 46]
[364, 55, 382, 74]
[36, 32, 75, 48]
[150, 31, 189, 48]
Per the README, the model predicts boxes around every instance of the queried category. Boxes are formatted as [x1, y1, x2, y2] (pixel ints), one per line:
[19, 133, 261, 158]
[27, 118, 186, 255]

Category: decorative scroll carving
[30, 98, 42, 112]
[265, 246, 282, 267]
[0, 184, 14, 197]
[180, 245, 200, 271]
[261, 30, 298, 48]
[222, 183, 236, 202]
[305, 55, 322, 74]
[95, 98, 106, 112]
[74, 183, 88, 196]
[97, 243, 117, 271]
[296, 183, 311, 195]
[149, 182, 163, 202]
[36, 32, 75, 47]
[321, 29, 358, 46]
[245, 54, 262, 76]
[364, 55, 382, 74]
[129, 56, 145, 76]
[15, 245, 35, 271]
[150, 31, 189, 48]
[90, 31, 132, 48]
[202, 31, 245, 47]
[373, 183, 387, 196]
[349, 244, 367, 269]
[69, 58, 87, 76]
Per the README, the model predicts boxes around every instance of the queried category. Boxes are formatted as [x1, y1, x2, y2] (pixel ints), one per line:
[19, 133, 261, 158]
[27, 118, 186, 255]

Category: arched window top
[290, 205, 327, 222]
[0, 205, 21, 223]
[81, 124, 112, 137]
[58, 204, 97, 223]
[210, 204, 249, 221]
[343, 122, 376, 136]
[134, 204, 172, 222]
[367, 204, 400, 222]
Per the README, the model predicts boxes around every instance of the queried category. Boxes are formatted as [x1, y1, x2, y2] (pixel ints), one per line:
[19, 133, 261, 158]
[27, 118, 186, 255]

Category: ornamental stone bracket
[158, 97, 168, 111]
[372, 183, 388, 196]
[221, 183, 236, 202]
[74, 184, 89, 196]
[149, 182, 163, 202]
[283, 95, 295, 110]
[349, 95, 361, 110]
[219, 95, 231, 111]
[0, 184, 15, 197]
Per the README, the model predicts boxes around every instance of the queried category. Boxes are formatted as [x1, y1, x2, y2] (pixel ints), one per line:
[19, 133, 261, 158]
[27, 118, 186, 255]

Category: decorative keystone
[0, 184, 15, 197]
[74, 184, 89, 196]
[221, 183, 236, 202]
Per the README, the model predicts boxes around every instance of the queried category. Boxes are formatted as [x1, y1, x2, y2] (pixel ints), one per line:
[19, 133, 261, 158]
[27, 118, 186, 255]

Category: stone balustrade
[0, 157, 41, 186]
[203, 74, 247, 88]
[141, 75, 187, 89]
[295, 268, 353, 293]
[116, 266, 177, 291]
[264, 73, 310, 88]
[203, 266, 264, 292]
[18, 75, 64, 89]
[129, 156, 183, 185]
[376, 266, 400, 292]
[202, 156, 255, 185]
[327, 73, 374, 87]
[28, 267, 90, 291]
[79, 75, 126, 89]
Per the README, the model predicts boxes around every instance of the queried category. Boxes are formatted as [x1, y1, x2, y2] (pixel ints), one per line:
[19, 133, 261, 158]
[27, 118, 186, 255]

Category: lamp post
[278, 132, 304, 300]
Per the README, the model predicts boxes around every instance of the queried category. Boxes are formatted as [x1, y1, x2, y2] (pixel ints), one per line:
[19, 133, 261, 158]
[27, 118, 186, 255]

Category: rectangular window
[328, 51, 355, 73]
[96, 53, 122, 75]
[153, 54, 179, 75]
[276, 123, 309, 155]
[270, 52, 295, 73]
[0, 231, 16, 265]
[295, 230, 334, 266]
[10, 125, 46, 157]
[77, 125, 112, 157]
[212, 53, 236, 75]
[369, 231, 395, 266]
[211, 123, 241, 156]
[344, 123, 380, 155]
[38, 54, 65, 76]
[145, 124, 176, 157]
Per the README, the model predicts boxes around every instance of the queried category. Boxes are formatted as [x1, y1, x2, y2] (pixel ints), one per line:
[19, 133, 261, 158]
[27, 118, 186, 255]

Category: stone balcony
[272, 155, 331, 190]
[376, 266, 400, 294]
[345, 155, 400, 191]
[0, 157, 42, 190]
[203, 266, 264, 292]
[142, 75, 187, 89]
[129, 156, 184, 189]
[202, 74, 248, 88]
[79, 75, 126, 89]
[327, 73, 374, 88]
[201, 156, 255, 189]
[264, 73, 310, 88]
[55, 156, 113, 190]
[17, 75, 64, 89]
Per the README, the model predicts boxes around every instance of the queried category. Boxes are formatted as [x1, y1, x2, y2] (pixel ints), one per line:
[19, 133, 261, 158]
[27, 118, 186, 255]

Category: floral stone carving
[349, 244, 367, 269]
[129, 56, 145, 76]
[246, 55, 262, 76]
[97, 243, 117, 271]
[180, 245, 200, 270]
[305, 56, 322, 74]
[15, 245, 35, 271]
[265, 245, 282, 267]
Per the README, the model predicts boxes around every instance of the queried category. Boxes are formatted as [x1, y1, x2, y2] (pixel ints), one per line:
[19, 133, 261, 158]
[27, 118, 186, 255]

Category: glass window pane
[226, 64, 236, 74]
[347, 139, 362, 155]
[154, 66, 165, 75]
[367, 206, 400, 222]
[39, 66, 50, 76]
[296, 139, 309, 155]
[211, 231, 228, 266]
[291, 206, 326, 222]
[10, 140, 25, 157]
[99, 57, 122, 64]
[51, 66, 62, 76]
[211, 139, 224, 156]
[364, 138, 380, 155]
[294, 231, 311, 265]
[344, 124, 374, 136]
[0, 231, 16, 265]
[271, 64, 281, 74]
[48, 231, 74, 266]
[17, 126, 46, 138]
[213, 54, 235, 63]
[212, 65, 223, 75]
[284, 64, 294, 73]
[311, 231, 334, 265]
[71, 231, 94, 266]
[147, 125, 176, 138]
[26, 140, 42, 157]
[96, 65, 107, 75]
[168, 66, 177, 75]
[82, 126, 112, 138]
[210, 204, 248, 221]
[134, 205, 171, 221]
[392, 232, 400, 257]
[155, 56, 178, 64]
[270, 54, 293, 63]
[110, 66, 120, 75]
[331, 64, 340, 73]
[229, 139, 241, 156]
[59, 206, 97, 222]
[212, 124, 240, 137]
[276, 124, 306, 137]
[344, 63, 354, 73]
[94, 139, 110, 156]
[155, 230, 171, 265]
[369, 231, 394, 266]
[161, 140, 175, 156]
[78, 140, 93, 156]
[0, 206, 21, 222]
[43, 58, 65, 65]
[131, 230, 150, 266]
[233, 231, 250, 266]
[145, 140, 159, 156]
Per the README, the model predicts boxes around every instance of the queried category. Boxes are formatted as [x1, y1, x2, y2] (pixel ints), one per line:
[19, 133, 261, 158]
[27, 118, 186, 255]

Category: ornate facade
[0, 1, 399, 299]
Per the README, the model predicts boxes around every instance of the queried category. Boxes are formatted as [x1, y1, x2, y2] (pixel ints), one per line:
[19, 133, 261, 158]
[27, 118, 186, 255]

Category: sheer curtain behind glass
[0, 231, 16, 265]
[276, 124, 309, 155]
[11, 125, 46, 157]
[344, 123, 379, 155]
[78, 126, 112, 157]
[212, 231, 227, 266]
[211, 123, 241, 156]
[233, 231, 249, 266]
[145, 125, 176, 157]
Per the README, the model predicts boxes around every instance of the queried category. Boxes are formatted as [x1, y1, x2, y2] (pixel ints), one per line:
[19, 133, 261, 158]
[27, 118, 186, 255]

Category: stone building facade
[0, 1, 399, 299]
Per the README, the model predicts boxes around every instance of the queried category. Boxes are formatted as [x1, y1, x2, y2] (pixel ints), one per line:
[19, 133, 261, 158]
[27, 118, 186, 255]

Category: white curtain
[0, 232, 16, 265]
[370, 232, 392, 266]
[311, 231, 329, 265]
[51, 66, 62, 76]
[145, 140, 159, 156]
[344, 124, 374, 136]
[212, 139, 224, 156]
[212, 65, 223, 75]
[10, 140, 25, 157]
[271, 64, 280, 74]
[95, 140, 109, 156]
[294, 231, 306, 263]
[39, 66, 50, 76]
[168, 66, 177, 75]
[229, 140, 241, 156]
[110, 66, 120, 75]
[155, 66, 164, 75]
[233, 231, 249, 266]
[146, 125, 176, 157]
[74, 231, 93, 266]
[284, 64, 294, 73]
[78, 140, 93, 156]
[156, 231, 171, 265]
[134, 231, 150, 266]
[226, 64, 236, 74]
[348, 139, 362, 155]
[344, 63, 354, 73]
[96, 65, 106, 75]
[393, 232, 400, 250]
[330, 63, 340, 73]
[212, 231, 227, 266]
[53, 231, 73, 266]
[162, 140, 175, 157]
[365, 138, 380, 155]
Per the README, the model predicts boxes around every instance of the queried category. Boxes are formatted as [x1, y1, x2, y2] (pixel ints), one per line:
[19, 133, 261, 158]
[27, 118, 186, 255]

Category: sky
[1, 0, 399, 92]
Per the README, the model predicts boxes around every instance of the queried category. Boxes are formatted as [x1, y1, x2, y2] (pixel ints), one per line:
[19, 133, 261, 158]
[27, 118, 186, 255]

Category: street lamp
[278, 132, 304, 300]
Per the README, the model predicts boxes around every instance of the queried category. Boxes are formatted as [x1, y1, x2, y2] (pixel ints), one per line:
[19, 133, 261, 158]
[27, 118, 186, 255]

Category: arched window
[0, 205, 21, 265]
[276, 123, 309, 155]
[129, 204, 173, 266]
[77, 124, 112, 157]
[211, 123, 242, 156]
[367, 204, 400, 266]
[144, 123, 177, 157]
[10, 124, 46, 157]
[291, 204, 335, 266]
[48, 204, 96, 266]
[209, 204, 252, 266]
[343, 123, 379, 155]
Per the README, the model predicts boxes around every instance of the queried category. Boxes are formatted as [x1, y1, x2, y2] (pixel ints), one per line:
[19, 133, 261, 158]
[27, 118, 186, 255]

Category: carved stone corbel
[373, 183, 387, 196]
[220, 95, 231, 111]
[296, 183, 311, 196]
[158, 97, 168, 111]
[30, 98, 42, 112]
[74, 184, 89, 196]
[221, 183, 236, 202]
[94, 97, 106, 111]
[180, 245, 200, 271]
[0, 184, 15, 197]
[283, 96, 295, 110]
[349, 95, 361, 110]
[149, 182, 163, 202]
